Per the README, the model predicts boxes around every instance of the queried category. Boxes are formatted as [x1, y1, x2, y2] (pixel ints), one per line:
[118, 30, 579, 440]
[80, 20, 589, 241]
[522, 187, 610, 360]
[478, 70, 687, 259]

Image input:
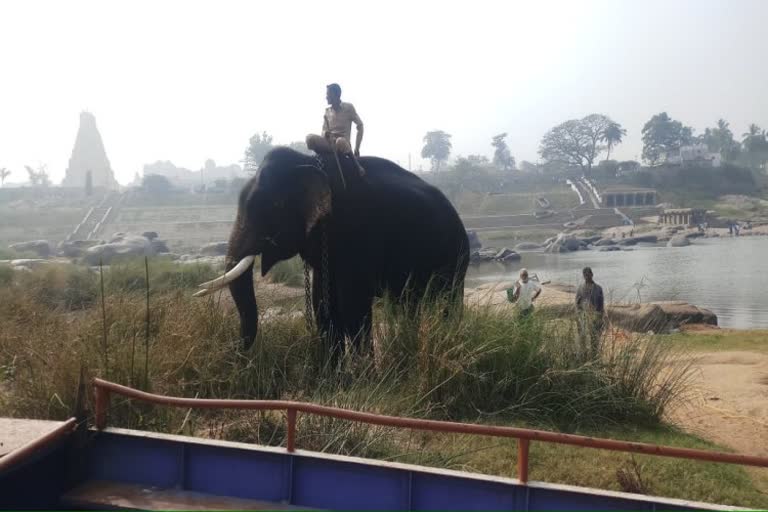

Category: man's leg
[334, 137, 365, 176]
[306, 134, 333, 153]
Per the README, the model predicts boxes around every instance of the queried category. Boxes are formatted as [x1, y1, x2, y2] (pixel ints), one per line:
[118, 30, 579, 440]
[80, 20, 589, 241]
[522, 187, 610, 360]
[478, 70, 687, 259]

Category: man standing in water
[575, 267, 605, 355]
[509, 268, 541, 318]
[306, 83, 365, 175]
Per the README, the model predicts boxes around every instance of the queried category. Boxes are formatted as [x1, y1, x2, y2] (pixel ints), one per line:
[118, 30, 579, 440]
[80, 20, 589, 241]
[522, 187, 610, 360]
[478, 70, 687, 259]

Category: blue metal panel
[184, 443, 290, 502]
[86, 433, 180, 488]
[410, 473, 519, 511]
[529, 486, 654, 511]
[292, 457, 409, 510]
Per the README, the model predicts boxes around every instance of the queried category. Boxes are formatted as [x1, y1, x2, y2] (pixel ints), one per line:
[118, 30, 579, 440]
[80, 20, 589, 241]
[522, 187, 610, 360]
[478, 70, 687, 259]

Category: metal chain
[304, 262, 314, 333]
[321, 228, 330, 318]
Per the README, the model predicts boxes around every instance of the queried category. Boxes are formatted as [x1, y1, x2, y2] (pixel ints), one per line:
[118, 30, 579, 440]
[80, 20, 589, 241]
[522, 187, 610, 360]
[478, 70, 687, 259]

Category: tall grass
[0, 257, 693, 439]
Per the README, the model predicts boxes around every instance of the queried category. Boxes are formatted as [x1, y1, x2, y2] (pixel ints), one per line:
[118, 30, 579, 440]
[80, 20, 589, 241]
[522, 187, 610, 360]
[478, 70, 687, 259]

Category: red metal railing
[92, 378, 768, 484]
[0, 418, 78, 473]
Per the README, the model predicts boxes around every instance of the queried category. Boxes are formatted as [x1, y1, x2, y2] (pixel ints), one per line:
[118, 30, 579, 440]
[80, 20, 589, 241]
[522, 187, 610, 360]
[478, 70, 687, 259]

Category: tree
[0, 168, 10, 187]
[244, 131, 274, 171]
[25, 164, 50, 187]
[519, 161, 539, 173]
[640, 112, 694, 165]
[742, 124, 768, 170]
[491, 133, 515, 171]
[601, 121, 626, 161]
[702, 119, 741, 162]
[421, 130, 452, 172]
[538, 114, 615, 174]
[141, 174, 173, 194]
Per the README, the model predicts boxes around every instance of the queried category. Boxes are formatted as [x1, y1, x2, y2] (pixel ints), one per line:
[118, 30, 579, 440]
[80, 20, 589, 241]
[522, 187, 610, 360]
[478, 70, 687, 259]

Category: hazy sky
[1, 0, 766, 185]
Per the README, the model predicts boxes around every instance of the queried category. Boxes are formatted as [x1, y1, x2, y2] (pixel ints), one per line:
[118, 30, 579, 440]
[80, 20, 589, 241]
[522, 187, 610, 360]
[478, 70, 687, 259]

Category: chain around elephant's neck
[304, 217, 330, 333]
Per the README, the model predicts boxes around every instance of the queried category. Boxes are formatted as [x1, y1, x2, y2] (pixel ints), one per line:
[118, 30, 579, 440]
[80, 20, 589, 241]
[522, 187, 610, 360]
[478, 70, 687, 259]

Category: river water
[466, 237, 768, 329]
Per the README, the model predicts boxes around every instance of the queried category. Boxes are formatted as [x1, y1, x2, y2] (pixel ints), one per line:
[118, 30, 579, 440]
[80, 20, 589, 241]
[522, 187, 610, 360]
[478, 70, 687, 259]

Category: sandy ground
[670, 345, 768, 459]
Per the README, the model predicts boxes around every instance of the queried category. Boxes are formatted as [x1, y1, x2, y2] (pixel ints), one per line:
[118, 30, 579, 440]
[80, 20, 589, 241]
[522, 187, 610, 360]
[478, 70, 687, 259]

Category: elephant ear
[296, 165, 332, 235]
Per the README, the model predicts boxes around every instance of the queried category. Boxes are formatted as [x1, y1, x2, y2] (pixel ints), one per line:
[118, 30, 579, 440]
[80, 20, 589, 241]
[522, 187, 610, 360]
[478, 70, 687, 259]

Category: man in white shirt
[509, 268, 541, 317]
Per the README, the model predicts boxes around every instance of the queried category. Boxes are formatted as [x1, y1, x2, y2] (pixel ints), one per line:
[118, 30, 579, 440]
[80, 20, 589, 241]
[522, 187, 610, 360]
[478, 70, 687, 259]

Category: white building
[665, 144, 721, 167]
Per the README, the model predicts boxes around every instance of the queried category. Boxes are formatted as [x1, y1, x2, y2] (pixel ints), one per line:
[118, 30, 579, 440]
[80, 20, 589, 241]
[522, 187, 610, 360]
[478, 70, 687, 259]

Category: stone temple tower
[62, 111, 119, 190]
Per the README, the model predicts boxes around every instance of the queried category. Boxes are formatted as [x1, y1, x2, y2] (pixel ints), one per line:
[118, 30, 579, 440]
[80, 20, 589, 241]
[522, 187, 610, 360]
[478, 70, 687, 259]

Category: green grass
[664, 329, 768, 354]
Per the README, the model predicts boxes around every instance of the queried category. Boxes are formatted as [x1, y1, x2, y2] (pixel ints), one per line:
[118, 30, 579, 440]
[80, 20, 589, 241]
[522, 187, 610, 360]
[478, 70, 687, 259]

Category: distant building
[600, 186, 657, 208]
[61, 111, 119, 190]
[140, 159, 244, 190]
[664, 144, 721, 167]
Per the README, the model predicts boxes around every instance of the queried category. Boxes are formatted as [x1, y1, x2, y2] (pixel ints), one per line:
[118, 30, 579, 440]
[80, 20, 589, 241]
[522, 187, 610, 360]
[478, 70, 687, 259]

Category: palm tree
[743, 124, 762, 144]
[601, 122, 626, 161]
[0, 168, 10, 187]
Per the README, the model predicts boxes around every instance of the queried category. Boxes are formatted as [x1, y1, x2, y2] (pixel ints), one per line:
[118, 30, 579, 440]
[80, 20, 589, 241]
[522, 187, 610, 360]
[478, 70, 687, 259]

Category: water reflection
[466, 237, 768, 329]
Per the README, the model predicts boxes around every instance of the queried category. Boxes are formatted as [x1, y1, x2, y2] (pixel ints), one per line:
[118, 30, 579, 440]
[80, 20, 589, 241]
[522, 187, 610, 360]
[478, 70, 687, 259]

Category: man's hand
[354, 148, 360, 158]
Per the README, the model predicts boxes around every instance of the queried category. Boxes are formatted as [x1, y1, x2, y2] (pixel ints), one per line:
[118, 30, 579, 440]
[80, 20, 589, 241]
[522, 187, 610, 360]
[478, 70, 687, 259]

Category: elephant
[196, 147, 469, 360]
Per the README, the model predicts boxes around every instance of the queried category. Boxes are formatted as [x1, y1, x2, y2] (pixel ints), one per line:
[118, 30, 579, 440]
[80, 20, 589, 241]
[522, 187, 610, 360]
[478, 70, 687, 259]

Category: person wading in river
[575, 266, 605, 356]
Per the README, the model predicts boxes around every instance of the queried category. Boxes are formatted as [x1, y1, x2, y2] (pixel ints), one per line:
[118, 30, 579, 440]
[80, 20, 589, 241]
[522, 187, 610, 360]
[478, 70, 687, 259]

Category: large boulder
[514, 242, 543, 252]
[667, 235, 691, 247]
[633, 235, 658, 244]
[466, 230, 482, 250]
[58, 240, 102, 258]
[10, 259, 50, 270]
[494, 248, 521, 262]
[9, 240, 52, 258]
[616, 238, 638, 246]
[593, 238, 616, 247]
[607, 303, 668, 333]
[83, 236, 156, 265]
[607, 301, 717, 333]
[599, 246, 621, 252]
[563, 237, 583, 251]
[545, 233, 581, 253]
[201, 241, 229, 256]
[652, 301, 718, 327]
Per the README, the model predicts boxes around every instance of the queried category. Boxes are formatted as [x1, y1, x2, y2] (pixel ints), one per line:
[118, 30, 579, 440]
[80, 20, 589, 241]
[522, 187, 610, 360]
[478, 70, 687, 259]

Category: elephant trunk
[227, 254, 258, 350]
[226, 220, 260, 350]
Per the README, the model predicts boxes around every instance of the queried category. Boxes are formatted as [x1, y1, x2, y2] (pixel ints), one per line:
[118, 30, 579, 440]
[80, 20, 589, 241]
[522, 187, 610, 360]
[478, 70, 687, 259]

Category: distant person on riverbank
[575, 267, 605, 356]
[508, 268, 541, 318]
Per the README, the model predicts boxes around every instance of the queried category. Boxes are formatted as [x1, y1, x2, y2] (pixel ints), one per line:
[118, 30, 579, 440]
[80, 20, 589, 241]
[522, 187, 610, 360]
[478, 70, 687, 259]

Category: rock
[201, 241, 229, 256]
[667, 235, 691, 247]
[651, 301, 718, 327]
[58, 240, 103, 258]
[563, 238, 583, 251]
[9, 240, 52, 258]
[10, 258, 49, 269]
[583, 235, 603, 244]
[151, 240, 170, 253]
[607, 301, 717, 333]
[83, 235, 156, 265]
[514, 242, 543, 252]
[593, 238, 616, 247]
[494, 248, 521, 262]
[599, 246, 622, 252]
[466, 230, 482, 250]
[617, 238, 638, 246]
[608, 304, 668, 333]
[632, 235, 658, 244]
[686, 232, 705, 239]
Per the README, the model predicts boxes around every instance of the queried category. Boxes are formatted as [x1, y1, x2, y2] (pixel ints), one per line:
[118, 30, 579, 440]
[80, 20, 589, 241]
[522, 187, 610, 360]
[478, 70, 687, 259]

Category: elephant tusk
[194, 255, 256, 296]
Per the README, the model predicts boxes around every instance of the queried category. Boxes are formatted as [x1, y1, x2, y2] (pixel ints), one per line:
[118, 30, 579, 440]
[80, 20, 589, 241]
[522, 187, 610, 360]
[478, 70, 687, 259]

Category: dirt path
[671, 349, 768, 457]
[670, 348, 768, 491]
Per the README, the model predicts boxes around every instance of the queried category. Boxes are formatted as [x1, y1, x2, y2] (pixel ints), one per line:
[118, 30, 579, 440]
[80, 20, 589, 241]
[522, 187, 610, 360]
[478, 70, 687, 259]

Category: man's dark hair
[583, 266, 593, 276]
[327, 83, 342, 97]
